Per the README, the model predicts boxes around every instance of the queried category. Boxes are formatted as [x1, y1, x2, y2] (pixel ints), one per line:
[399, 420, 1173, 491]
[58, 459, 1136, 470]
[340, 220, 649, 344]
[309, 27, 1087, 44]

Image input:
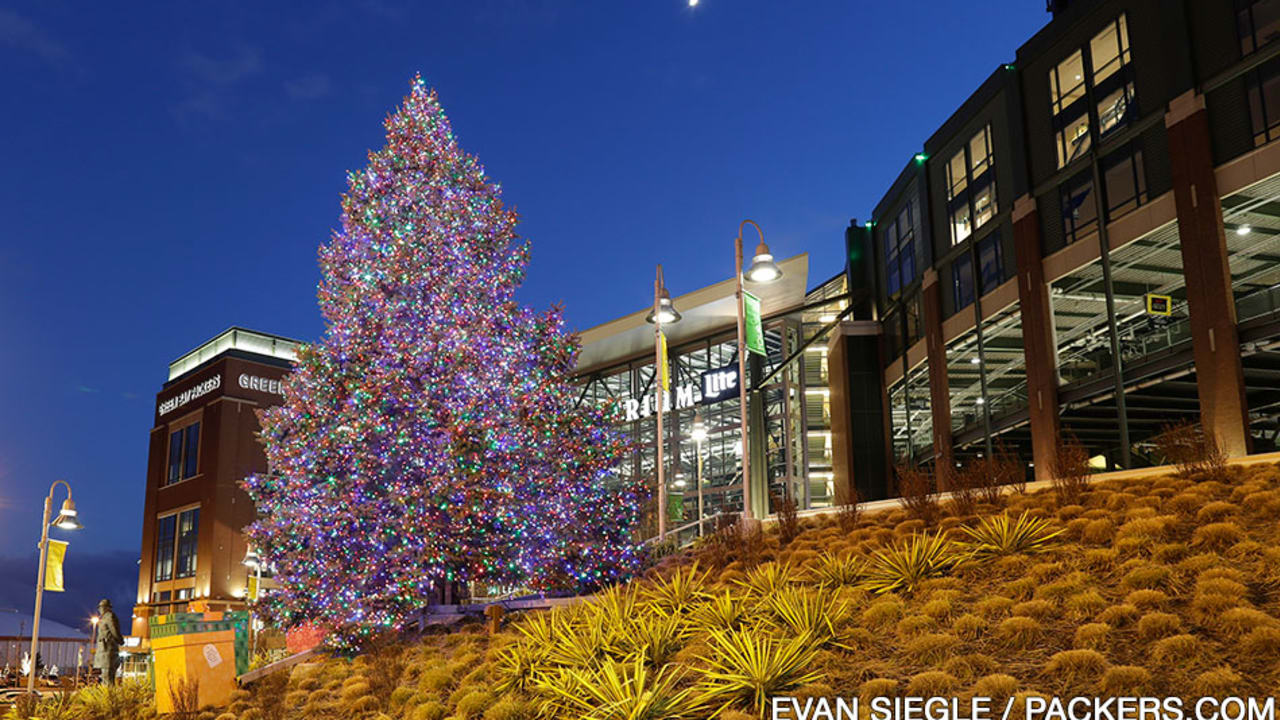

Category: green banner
[744, 291, 765, 356]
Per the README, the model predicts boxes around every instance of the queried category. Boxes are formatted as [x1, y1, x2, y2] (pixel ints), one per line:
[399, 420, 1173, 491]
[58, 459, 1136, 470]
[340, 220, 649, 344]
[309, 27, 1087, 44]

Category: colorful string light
[242, 76, 642, 650]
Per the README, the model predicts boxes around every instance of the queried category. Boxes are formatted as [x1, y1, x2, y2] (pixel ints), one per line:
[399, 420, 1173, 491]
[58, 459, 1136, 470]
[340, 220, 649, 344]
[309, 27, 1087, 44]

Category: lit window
[1049, 15, 1133, 169]
[156, 507, 200, 586]
[154, 515, 176, 583]
[946, 125, 997, 245]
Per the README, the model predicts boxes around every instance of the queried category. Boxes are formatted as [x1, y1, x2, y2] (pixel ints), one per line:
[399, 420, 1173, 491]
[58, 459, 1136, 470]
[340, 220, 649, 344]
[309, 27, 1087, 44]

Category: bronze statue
[93, 599, 123, 685]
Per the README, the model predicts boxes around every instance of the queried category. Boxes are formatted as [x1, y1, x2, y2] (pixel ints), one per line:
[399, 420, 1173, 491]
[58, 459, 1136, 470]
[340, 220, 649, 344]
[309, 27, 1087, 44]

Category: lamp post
[242, 548, 263, 656]
[691, 413, 707, 536]
[28, 480, 84, 693]
[645, 265, 681, 540]
[734, 220, 783, 523]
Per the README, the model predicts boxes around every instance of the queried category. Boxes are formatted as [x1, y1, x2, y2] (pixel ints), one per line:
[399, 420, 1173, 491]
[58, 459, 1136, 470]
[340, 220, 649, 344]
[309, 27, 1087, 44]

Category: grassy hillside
[21, 461, 1280, 720]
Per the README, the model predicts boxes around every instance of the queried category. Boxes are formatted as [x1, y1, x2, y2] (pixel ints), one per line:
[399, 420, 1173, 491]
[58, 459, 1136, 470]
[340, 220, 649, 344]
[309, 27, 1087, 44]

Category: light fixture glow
[645, 288, 682, 324]
[744, 242, 782, 283]
[242, 548, 262, 570]
[52, 499, 83, 531]
[1237, 225, 1252, 236]
[691, 414, 707, 443]
[969, 357, 980, 365]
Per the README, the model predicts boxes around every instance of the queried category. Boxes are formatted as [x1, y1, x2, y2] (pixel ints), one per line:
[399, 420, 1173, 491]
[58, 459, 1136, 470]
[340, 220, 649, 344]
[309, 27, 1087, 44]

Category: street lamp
[645, 264, 681, 540]
[242, 548, 263, 656]
[28, 480, 84, 693]
[734, 220, 783, 523]
[691, 413, 707, 536]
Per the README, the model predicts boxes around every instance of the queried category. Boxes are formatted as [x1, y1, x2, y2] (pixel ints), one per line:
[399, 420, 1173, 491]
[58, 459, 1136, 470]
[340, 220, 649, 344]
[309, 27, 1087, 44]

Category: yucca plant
[696, 627, 823, 716]
[618, 609, 688, 668]
[960, 512, 1064, 558]
[734, 561, 796, 597]
[533, 657, 705, 720]
[493, 640, 546, 695]
[513, 609, 560, 649]
[810, 551, 863, 588]
[763, 586, 850, 644]
[860, 530, 966, 595]
[691, 590, 750, 631]
[640, 563, 708, 610]
[545, 610, 617, 668]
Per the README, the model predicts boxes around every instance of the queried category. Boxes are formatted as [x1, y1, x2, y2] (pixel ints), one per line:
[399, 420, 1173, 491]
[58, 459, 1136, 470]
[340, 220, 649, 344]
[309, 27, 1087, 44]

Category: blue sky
[0, 1, 1047, 603]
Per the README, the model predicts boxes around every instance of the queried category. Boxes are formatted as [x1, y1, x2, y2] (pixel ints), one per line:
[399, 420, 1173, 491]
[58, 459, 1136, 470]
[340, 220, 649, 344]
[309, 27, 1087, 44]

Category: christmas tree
[243, 77, 641, 647]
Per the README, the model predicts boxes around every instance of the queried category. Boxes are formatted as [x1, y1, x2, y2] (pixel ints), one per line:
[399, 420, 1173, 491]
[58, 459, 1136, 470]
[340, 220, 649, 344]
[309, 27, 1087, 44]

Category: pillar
[828, 321, 892, 501]
[921, 269, 954, 477]
[1166, 91, 1252, 457]
[1013, 194, 1063, 482]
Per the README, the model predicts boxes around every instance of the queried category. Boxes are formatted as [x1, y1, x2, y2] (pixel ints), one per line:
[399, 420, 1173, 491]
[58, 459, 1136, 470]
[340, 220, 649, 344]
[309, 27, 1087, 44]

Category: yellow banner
[248, 574, 259, 602]
[658, 330, 670, 392]
[44, 540, 68, 592]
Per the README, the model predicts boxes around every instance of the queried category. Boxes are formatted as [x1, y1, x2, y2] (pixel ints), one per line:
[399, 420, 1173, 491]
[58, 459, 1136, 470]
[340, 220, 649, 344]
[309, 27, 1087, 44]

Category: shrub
[901, 633, 961, 664]
[1097, 604, 1141, 626]
[861, 598, 904, 627]
[896, 614, 939, 638]
[1136, 612, 1182, 641]
[1239, 626, 1280, 660]
[1192, 522, 1246, 551]
[950, 461, 981, 516]
[834, 483, 861, 533]
[1098, 665, 1151, 695]
[1081, 519, 1114, 546]
[774, 492, 801, 546]
[858, 678, 900, 703]
[1217, 607, 1280, 637]
[1073, 623, 1110, 650]
[1150, 634, 1201, 666]
[960, 512, 1064, 558]
[1153, 421, 1226, 480]
[1121, 564, 1172, 591]
[483, 698, 530, 720]
[1192, 666, 1244, 699]
[972, 673, 1018, 699]
[1196, 501, 1239, 523]
[896, 463, 940, 525]
[696, 628, 822, 716]
[943, 654, 998, 682]
[905, 671, 959, 696]
[1124, 590, 1168, 610]
[861, 531, 965, 595]
[764, 587, 849, 644]
[419, 666, 454, 693]
[692, 590, 748, 631]
[1044, 649, 1109, 689]
[1051, 435, 1091, 504]
[641, 563, 708, 608]
[536, 658, 702, 720]
[810, 552, 861, 589]
[974, 596, 1015, 618]
[735, 562, 795, 597]
[995, 617, 1042, 649]
[953, 613, 983, 641]
[1065, 590, 1108, 620]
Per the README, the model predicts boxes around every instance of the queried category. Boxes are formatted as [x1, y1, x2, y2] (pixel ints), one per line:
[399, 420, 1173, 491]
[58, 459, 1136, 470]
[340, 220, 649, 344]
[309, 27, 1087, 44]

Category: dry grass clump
[905, 671, 959, 696]
[1097, 603, 1141, 626]
[972, 673, 1018, 700]
[1192, 666, 1244, 698]
[901, 633, 961, 664]
[1123, 590, 1169, 610]
[858, 678, 899, 703]
[1097, 665, 1151, 694]
[1136, 612, 1182, 640]
[1044, 649, 1109, 690]
[1150, 634, 1201, 667]
[1239, 626, 1280, 660]
[943, 653, 998, 682]
[952, 613, 983, 640]
[995, 616, 1042, 649]
[1192, 522, 1246, 550]
[1073, 623, 1110, 650]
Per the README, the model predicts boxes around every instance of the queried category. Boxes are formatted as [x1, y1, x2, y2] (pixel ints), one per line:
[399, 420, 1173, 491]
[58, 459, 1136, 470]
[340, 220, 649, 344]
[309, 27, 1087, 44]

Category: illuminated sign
[1146, 294, 1172, 316]
[159, 375, 221, 416]
[238, 373, 284, 396]
[700, 364, 740, 405]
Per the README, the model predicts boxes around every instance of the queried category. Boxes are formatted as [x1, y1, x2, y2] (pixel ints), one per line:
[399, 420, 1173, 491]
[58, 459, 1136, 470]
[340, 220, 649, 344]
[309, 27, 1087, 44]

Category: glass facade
[577, 275, 846, 541]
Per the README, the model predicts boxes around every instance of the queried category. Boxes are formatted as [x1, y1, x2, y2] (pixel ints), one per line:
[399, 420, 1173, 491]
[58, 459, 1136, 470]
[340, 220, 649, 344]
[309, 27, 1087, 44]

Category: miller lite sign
[700, 364, 740, 406]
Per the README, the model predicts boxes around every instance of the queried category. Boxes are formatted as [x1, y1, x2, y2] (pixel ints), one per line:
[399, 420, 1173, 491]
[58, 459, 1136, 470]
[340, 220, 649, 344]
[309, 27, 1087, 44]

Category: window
[154, 515, 177, 582]
[165, 421, 200, 486]
[953, 254, 975, 312]
[175, 508, 199, 579]
[155, 507, 199, 585]
[1239, 0, 1280, 55]
[1102, 145, 1147, 219]
[883, 195, 921, 297]
[947, 125, 998, 245]
[1247, 57, 1280, 146]
[978, 234, 1004, 295]
[1049, 15, 1133, 169]
[1061, 171, 1098, 244]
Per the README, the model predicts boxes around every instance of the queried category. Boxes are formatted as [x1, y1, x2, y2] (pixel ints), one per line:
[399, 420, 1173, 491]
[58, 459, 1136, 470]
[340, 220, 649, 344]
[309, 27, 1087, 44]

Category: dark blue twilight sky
[0, 3, 1047, 560]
